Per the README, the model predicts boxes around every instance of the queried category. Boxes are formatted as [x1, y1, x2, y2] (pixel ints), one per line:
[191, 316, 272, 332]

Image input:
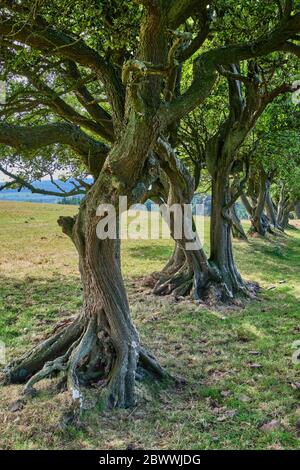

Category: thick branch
[160, 12, 300, 126]
[66, 62, 114, 141]
[223, 159, 250, 212]
[217, 66, 253, 85]
[179, 24, 210, 62]
[0, 122, 109, 176]
[18, 69, 113, 141]
[0, 165, 85, 197]
[0, 17, 125, 124]
[263, 82, 296, 103]
[166, 0, 209, 29]
[155, 137, 194, 199]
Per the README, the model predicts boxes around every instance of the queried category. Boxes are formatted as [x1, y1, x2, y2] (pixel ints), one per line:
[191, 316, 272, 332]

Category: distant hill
[0, 179, 249, 218]
[0, 179, 90, 204]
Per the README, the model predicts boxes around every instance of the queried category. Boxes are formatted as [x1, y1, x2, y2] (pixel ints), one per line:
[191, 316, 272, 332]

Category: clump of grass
[234, 322, 265, 342]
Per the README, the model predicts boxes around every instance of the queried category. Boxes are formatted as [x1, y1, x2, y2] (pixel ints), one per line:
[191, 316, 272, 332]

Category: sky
[0, 170, 62, 183]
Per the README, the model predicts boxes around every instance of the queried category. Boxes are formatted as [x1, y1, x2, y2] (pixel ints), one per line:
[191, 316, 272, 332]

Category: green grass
[0, 201, 299, 450]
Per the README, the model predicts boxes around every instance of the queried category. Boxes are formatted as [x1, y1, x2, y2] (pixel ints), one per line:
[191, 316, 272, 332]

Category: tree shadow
[125, 243, 173, 261]
[235, 230, 300, 286]
[0, 274, 81, 349]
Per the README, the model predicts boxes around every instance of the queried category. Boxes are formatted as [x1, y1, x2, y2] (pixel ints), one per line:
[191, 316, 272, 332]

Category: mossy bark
[209, 166, 251, 298]
[4, 200, 167, 409]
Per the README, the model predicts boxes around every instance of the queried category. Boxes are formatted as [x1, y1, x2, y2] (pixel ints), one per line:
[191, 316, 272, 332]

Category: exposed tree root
[151, 256, 258, 304]
[1, 207, 170, 412]
[2, 314, 170, 411]
[153, 261, 194, 298]
[24, 349, 71, 397]
[66, 316, 98, 408]
[139, 347, 168, 379]
[3, 314, 85, 384]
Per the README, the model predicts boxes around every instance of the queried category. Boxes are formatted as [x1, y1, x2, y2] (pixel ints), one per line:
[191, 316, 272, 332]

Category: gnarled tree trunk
[153, 229, 217, 300]
[2, 1, 173, 410]
[248, 172, 273, 236]
[4, 199, 167, 409]
[277, 202, 293, 229]
[209, 166, 250, 298]
[265, 188, 279, 229]
[230, 203, 248, 240]
[276, 184, 294, 230]
[150, 139, 220, 300]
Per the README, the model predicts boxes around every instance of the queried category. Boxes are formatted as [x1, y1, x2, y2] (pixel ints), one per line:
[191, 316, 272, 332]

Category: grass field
[0, 201, 299, 450]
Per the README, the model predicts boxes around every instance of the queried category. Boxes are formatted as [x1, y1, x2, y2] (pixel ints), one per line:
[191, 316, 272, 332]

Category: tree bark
[209, 166, 249, 298]
[276, 184, 294, 230]
[265, 187, 279, 229]
[230, 203, 248, 240]
[152, 242, 186, 282]
[240, 192, 253, 218]
[3, 196, 167, 410]
[150, 139, 220, 300]
[248, 171, 272, 236]
[152, 135, 253, 301]
[277, 201, 293, 229]
[2, 3, 171, 410]
[152, 216, 216, 300]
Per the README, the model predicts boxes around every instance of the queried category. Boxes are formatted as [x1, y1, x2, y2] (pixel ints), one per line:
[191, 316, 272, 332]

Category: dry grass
[0, 201, 299, 450]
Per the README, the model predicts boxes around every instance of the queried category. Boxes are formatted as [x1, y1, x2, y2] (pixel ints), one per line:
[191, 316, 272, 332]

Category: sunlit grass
[0, 201, 299, 450]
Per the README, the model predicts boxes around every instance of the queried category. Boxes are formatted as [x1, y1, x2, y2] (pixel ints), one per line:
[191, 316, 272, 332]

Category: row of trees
[0, 0, 300, 411]
[175, 72, 300, 241]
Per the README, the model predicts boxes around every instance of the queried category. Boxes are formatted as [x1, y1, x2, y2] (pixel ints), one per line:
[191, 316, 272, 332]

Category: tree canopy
[1, 0, 300, 411]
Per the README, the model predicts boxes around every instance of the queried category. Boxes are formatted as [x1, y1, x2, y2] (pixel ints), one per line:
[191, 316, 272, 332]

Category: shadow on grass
[0, 274, 81, 348]
[0, 254, 300, 449]
[235, 229, 300, 286]
[126, 243, 173, 261]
